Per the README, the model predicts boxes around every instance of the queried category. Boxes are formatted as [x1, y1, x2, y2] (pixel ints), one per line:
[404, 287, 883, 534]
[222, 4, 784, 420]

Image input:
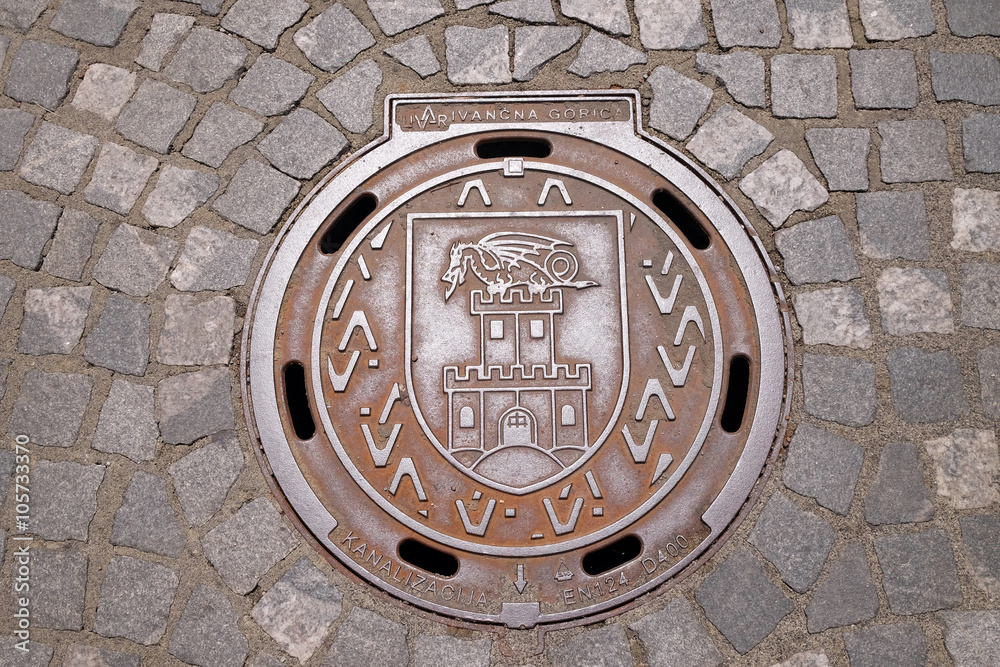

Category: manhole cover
[243, 92, 791, 629]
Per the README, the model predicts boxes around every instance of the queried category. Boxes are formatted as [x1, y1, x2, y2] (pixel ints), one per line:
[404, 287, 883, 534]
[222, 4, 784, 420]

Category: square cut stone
[95, 556, 179, 645]
[9, 371, 93, 449]
[387, 35, 443, 79]
[135, 13, 194, 71]
[112, 471, 185, 557]
[748, 492, 836, 593]
[32, 548, 88, 630]
[182, 102, 263, 168]
[709, 0, 781, 48]
[84, 143, 158, 215]
[116, 79, 196, 154]
[793, 286, 872, 348]
[941, 612, 1000, 666]
[141, 165, 219, 228]
[845, 623, 927, 667]
[491, 0, 559, 24]
[63, 645, 141, 667]
[43, 209, 102, 282]
[0, 0, 48, 31]
[850, 49, 918, 109]
[413, 635, 492, 667]
[168, 430, 244, 526]
[30, 459, 105, 540]
[367, 0, 444, 36]
[71, 63, 137, 122]
[294, 4, 375, 73]
[925, 429, 999, 509]
[258, 108, 348, 179]
[169, 586, 249, 667]
[18, 286, 92, 355]
[221, 0, 308, 50]
[875, 530, 962, 615]
[0, 190, 60, 270]
[93, 379, 158, 462]
[695, 52, 765, 108]
[157, 294, 236, 366]
[771, 54, 838, 119]
[212, 159, 300, 234]
[322, 606, 409, 667]
[774, 215, 859, 284]
[961, 263, 1000, 329]
[164, 28, 248, 93]
[446, 25, 512, 85]
[805, 128, 870, 191]
[887, 347, 969, 423]
[877, 268, 954, 335]
[230, 55, 314, 117]
[647, 65, 712, 141]
[84, 294, 151, 376]
[952, 188, 1000, 252]
[930, 51, 1000, 106]
[4, 39, 79, 110]
[783, 422, 864, 514]
[979, 347, 1000, 420]
[879, 120, 953, 183]
[785, 0, 853, 49]
[19, 122, 98, 194]
[317, 60, 384, 135]
[548, 624, 631, 667]
[568, 31, 647, 78]
[157, 369, 236, 444]
[963, 113, 1000, 173]
[0, 108, 35, 171]
[559, 0, 631, 36]
[171, 226, 259, 292]
[686, 105, 773, 181]
[859, 0, 935, 40]
[50, 0, 138, 47]
[944, 0, 1000, 36]
[856, 191, 929, 260]
[740, 151, 828, 227]
[805, 543, 879, 632]
[634, 0, 708, 50]
[960, 515, 1000, 597]
[865, 443, 933, 525]
[628, 598, 722, 667]
[92, 223, 178, 297]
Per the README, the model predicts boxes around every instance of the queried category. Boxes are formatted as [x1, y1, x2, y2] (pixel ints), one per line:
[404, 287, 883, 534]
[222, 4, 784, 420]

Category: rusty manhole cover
[242, 92, 791, 628]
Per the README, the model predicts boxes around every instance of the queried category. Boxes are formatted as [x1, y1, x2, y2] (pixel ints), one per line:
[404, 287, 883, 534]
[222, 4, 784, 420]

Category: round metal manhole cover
[243, 92, 791, 629]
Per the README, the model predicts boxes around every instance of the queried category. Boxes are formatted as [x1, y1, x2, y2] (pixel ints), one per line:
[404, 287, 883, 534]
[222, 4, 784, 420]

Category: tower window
[530, 319, 544, 338]
[459, 406, 475, 428]
[561, 405, 576, 426]
[490, 320, 504, 339]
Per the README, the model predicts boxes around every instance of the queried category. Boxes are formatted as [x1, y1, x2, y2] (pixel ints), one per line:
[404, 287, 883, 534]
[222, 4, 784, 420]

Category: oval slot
[398, 539, 459, 577]
[721, 355, 751, 433]
[475, 137, 552, 159]
[319, 193, 378, 255]
[652, 189, 711, 250]
[283, 362, 315, 440]
[581, 535, 642, 576]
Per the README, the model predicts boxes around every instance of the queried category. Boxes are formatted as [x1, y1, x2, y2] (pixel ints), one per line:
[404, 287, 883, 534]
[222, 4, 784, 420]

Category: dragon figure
[441, 232, 598, 301]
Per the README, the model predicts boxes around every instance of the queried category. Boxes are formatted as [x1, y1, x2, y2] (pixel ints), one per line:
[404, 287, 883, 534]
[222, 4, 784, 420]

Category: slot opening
[720, 355, 751, 433]
[319, 193, 378, 254]
[398, 539, 459, 577]
[283, 362, 315, 440]
[581, 535, 642, 576]
[652, 189, 711, 250]
[475, 137, 552, 159]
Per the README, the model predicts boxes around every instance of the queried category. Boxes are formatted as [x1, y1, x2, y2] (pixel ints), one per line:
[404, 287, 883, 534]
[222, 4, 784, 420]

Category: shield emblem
[405, 209, 629, 495]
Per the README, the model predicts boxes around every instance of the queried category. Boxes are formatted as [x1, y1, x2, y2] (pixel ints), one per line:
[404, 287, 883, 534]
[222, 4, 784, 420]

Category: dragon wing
[477, 232, 570, 271]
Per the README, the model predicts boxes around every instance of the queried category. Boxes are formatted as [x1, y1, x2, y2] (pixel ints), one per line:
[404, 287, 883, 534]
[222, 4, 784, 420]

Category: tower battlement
[445, 363, 591, 390]
[471, 287, 562, 315]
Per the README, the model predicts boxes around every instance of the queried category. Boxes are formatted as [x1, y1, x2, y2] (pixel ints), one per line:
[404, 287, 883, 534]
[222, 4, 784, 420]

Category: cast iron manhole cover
[243, 91, 791, 629]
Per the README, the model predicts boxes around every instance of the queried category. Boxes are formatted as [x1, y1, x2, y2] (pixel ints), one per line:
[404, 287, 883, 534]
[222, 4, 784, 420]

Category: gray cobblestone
[252, 557, 343, 662]
[952, 188, 1000, 252]
[925, 429, 999, 509]
[93, 379, 158, 462]
[294, 4, 375, 73]
[963, 112, 1000, 173]
[559, 0, 630, 36]
[979, 347, 1000, 420]
[0, 0, 47, 31]
[71, 64, 136, 122]
[941, 611, 1000, 666]
[169, 586, 249, 667]
[84, 294, 151, 376]
[879, 120, 953, 183]
[859, 0, 935, 40]
[141, 165, 218, 229]
[157, 293, 235, 366]
[686, 104, 772, 180]
[10, 371, 93, 449]
[386, 35, 442, 79]
[164, 28, 248, 93]
[0, 639, 50, 665]
[629, 598, 722, 667]
[212, 159, 300, 234]
[492, 0, 557, 24]
[695, 52, 765, 108]
[696, 548, 793, 654]
[230, 55, 315, 117]
[961, 263, 1000, 329]
[806, 543, 878, 632]
[63, 645, 140, 667]
[749, 492, 835, 592]
[772, 653, 830, 667]
[116, 79, 197, 154]
[785, 0, 853, 49]
[171, 226, 259, 292]
[647, 65, 711, 141]
[865, 443, 934, 525]
[741, 152, 829, 228]
[258, 109, 348, 178]
[111, 471, 185, 557]
[710, 0, 781, 47]
[771, 55, 838, 119]
[775, 215, 858, 284]
[783, 423, 864, 514]
[183, 103, 262, 168]
[4, 39, 79, 110]
[92, 223, 178, 297]
[322, 606, 409, 667]
[50, 0, 138, 47]
[412, 633, 492, 667]
[549, 624, 632, 667]
[513, 26, 580, 82]
[960, 515, 1000, 597]
[368, 0, 444, 36]
[856, 191, 929, 260]
[31, 459, 105, 540]
[33, 548, 88, 630]
[135, 13, 194, 71]
[876, 529, 962, 615]
[877, 267, 954, 336]
[18, 286, 92, 356]
[19, 122, 98, 195]
[84, 142, 159, 214]
[249, 654, 285, 667]
[793, 287, 872, 349]
[850, 49, 918, 109]
[317, 60, 384, 134]
[805, 128, 870, 191]
[930, 51, 1000, 106]
[446, 25, 511, 84]
[95, 555, 179, 644]
[0, 274, 12, 324]
[202, 498, 299, 594]
[0, 190, 60, 269]
[569, 30, 646, 78]
[168, 430, 244, 526]
[888, 347, 969, 423]
[221, 0, 308, 50]
[944, 0, 1000, 36]
[157, 368, 236, 444]
[0, 108, 34, 170]
[634, 0, 706, 50]
[844, 623, 926, 667]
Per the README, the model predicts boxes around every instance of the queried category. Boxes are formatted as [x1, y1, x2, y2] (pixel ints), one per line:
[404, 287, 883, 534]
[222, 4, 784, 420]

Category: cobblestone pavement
[0, 0, 998, 665]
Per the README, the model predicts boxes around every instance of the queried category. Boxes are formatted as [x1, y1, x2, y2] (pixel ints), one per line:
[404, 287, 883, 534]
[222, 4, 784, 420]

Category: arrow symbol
[515, 564, 527, 594]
